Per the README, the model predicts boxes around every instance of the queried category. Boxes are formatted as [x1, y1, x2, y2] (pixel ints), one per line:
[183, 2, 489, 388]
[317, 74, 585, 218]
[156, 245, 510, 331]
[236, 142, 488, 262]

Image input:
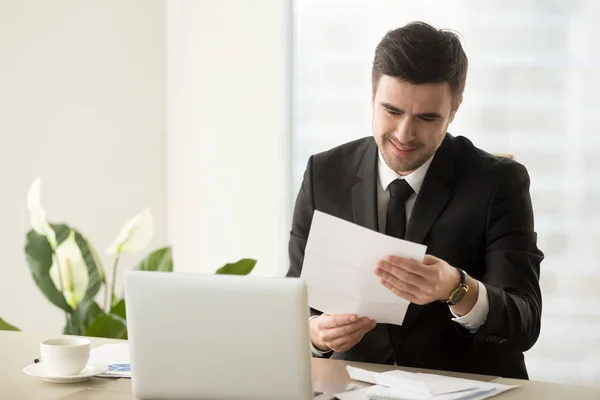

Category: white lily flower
[106, 208, 154, 255]
[49, 231, 88, 309]
[26, 176, 57, 248]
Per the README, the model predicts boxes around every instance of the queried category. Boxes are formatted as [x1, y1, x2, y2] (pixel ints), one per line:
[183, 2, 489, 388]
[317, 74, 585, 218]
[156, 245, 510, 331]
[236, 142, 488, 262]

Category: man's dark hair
[372, 21, 468, 106]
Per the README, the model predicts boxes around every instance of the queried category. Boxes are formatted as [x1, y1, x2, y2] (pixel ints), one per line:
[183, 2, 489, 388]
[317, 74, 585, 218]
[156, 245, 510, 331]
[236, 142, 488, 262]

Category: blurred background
[293, 0, 600, 386]
[1, 0, 599, 387]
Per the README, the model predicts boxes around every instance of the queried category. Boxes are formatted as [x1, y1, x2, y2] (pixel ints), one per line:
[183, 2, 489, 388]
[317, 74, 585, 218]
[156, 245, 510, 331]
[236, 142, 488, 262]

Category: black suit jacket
[287, 134, 544, 379]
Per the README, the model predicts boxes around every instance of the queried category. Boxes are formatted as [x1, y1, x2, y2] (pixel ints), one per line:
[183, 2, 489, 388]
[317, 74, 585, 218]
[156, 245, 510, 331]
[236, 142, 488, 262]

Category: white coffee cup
[40, 337, 91, 376]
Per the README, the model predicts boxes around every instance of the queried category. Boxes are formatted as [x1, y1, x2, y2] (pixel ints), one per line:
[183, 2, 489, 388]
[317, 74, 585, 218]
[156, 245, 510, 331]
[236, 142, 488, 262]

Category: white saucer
[23, 363, 109, 383]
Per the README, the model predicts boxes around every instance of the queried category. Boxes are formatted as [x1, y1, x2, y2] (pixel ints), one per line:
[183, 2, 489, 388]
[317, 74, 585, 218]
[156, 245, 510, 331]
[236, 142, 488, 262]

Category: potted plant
[0, 177, 255, 338]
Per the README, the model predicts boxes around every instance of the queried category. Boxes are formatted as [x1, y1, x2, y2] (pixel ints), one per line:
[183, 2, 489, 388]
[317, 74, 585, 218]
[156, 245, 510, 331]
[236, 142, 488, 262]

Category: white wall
[0, 0, 292, 334]
[166, 0, 292, 276]
[0, 0, 166, 333]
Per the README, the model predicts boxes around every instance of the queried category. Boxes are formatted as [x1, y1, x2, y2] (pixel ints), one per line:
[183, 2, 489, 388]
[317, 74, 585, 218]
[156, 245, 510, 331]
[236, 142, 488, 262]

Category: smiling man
[287, 22, 544, 379]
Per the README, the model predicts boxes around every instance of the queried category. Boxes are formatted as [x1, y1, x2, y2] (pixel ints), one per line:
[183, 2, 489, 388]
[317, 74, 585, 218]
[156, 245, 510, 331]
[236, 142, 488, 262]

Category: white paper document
[89, 343, 131, 378]
[338, 366, 518, 400]
[301, 210, 427, 325]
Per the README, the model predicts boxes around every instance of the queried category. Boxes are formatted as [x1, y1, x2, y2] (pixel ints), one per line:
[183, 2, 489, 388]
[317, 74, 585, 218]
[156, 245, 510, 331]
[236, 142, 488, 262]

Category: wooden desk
[2, 331, 599, 399]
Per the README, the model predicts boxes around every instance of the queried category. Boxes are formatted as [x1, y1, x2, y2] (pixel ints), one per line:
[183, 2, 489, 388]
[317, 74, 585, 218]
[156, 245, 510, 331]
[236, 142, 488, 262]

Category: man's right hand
[310, 314, 377, 353]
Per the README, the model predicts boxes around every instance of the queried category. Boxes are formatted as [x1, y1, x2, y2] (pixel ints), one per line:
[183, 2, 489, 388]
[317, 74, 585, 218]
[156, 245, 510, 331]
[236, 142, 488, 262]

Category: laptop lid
[124, 271, 313, 400]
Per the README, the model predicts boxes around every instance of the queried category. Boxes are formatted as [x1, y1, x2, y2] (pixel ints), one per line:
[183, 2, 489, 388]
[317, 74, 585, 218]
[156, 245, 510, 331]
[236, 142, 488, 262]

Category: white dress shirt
[310, 151, 489, 356]
[375, 151, 489, 332]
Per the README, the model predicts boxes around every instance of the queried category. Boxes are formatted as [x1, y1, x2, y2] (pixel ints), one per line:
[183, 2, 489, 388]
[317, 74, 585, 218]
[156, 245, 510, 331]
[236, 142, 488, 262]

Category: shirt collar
[377, 151, 435, 195]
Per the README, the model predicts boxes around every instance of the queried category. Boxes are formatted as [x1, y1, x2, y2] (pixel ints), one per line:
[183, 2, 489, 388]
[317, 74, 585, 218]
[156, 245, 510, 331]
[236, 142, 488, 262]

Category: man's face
[372, 75, 461, 175]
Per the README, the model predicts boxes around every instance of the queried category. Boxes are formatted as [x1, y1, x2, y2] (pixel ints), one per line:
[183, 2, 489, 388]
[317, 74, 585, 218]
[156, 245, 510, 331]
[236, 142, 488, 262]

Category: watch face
[450, 287, 467, 305]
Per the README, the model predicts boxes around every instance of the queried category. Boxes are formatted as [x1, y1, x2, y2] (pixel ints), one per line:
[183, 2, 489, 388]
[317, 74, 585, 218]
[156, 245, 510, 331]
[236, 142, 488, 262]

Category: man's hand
[375, 254, 461, 305]
[310, 314, 377, 353]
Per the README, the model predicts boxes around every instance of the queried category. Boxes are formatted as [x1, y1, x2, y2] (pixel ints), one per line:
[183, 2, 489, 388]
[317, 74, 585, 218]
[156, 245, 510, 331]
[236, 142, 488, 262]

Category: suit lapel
[348, 135, 456, 241]
[351, 138, 379, 231]
[403, 134, 456, 328]
[346, 135, 457, 329]
[406, 134, 455, 244]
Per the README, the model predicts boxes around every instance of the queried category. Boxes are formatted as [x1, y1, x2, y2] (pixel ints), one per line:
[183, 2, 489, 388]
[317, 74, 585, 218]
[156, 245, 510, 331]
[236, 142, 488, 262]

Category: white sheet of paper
[343, 366, 519, 400]
[335, 385, 414, 400]
[335, 385, 498, 400]
[413, 373, 499, 396]
[89, 343, 131, 378]
[301, 210, 427, 325]
[347, 366, 430, 396]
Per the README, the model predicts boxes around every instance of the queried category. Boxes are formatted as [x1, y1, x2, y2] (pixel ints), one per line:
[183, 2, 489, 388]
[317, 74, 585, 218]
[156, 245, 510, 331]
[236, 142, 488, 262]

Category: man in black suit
[287, 21, 543, 379]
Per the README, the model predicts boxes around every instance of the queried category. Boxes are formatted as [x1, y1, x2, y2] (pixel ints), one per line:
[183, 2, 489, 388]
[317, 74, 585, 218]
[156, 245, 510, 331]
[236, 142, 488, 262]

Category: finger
[317, 314, 359, 329]
[422, 254, 441, 265]
[356, 319, 377, 335]
[320, 317, 374, 342]
[328, 321, 376, 350]
[376, 260, 426, 287]
[384, 255, 415, 267]
[376, 267, 422, 294]
[384, 256, 432, 279]
[329, 332, 363, 351]
[384, 255, 422, 271]
[380, 279, 420, 303]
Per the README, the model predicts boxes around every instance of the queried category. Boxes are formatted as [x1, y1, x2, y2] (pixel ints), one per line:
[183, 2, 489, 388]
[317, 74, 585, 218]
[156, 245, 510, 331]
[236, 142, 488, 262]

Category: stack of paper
[335, 366, 518, 400]
[301, 211, 427, 325]
[88, 343, 131, 378]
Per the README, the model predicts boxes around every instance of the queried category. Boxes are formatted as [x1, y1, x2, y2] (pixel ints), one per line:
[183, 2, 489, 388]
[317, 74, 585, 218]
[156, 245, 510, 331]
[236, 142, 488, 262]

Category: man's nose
[394, 118, 416, 144]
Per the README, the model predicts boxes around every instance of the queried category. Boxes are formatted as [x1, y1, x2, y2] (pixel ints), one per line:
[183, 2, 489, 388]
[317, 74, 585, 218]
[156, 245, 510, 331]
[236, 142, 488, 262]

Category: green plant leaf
[84, 313, 128, 339]
[216, 258, 256, 275]
[64, 312, 83, 335]
[77, 301, 103, 332]
[25, 229, 72, 313]
[110, 299, 126, 320]
[73, 230, 103, 307]
[50, 223, 71, 246]
[0, 316, 20, 331]
[136, 246, 173, 272]
[89, 243, 106, 283]
[64, 301, 104, 335]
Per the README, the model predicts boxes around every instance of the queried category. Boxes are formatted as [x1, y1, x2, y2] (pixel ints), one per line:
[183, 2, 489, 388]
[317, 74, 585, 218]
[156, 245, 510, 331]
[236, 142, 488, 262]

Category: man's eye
[385, 109, 400, 116]
[419, 116, 436, 122]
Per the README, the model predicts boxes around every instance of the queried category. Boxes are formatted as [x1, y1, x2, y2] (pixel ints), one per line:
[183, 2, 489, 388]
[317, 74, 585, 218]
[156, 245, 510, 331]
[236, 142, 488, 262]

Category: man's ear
[449, 96, 463, 123]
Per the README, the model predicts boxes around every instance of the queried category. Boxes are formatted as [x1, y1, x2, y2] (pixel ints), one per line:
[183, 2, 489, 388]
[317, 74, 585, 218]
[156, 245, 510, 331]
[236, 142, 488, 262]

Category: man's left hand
[375, 255, 460, 305]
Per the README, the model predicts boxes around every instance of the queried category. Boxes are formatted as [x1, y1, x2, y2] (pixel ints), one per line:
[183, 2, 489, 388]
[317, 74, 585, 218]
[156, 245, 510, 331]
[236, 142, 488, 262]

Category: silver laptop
[124, 271, 314, 400]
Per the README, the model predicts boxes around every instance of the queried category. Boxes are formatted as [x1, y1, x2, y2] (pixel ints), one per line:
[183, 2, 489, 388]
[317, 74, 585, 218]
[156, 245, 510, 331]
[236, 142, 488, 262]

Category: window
[292, 0, 600, 385]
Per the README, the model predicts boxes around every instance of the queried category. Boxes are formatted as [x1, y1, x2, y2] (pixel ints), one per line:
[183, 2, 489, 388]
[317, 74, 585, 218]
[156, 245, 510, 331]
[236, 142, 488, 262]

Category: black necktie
[385, 179, 414, 239]
[384, 178, 414, 364]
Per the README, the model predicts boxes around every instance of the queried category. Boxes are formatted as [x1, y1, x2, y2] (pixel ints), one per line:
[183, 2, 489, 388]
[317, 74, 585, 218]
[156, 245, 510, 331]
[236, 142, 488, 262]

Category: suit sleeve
[475, 162, 544, 352]
[286, 156, 323, 319]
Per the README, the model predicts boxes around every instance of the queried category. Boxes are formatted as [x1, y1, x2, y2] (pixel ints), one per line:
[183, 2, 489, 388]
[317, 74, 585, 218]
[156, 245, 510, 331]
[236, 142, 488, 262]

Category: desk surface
[2, 331, 599, 399]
